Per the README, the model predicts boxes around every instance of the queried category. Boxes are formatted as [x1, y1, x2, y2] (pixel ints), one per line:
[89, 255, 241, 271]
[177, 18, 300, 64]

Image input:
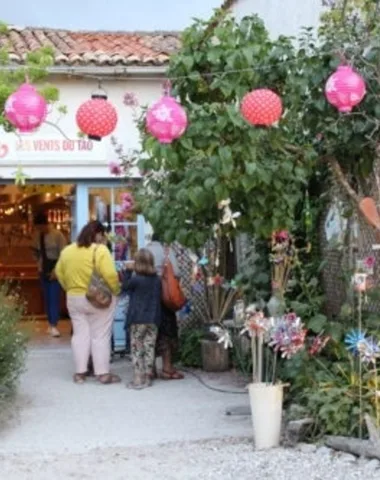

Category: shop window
[88, 187, 138, 262]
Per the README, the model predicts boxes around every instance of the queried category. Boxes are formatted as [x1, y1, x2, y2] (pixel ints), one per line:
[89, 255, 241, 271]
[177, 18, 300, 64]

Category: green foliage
[178, 328, 203, 367]
[0, 285, 28, 400]
[134, 4, 380, 249]
[279, 339, 379, 438]
[235, 238, 271, 304]
[135, 15, 316, 248]
[0, 25, 59, 129]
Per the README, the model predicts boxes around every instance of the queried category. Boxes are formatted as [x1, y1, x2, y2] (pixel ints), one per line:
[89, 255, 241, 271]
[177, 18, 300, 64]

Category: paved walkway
[0, 343, 251, 455]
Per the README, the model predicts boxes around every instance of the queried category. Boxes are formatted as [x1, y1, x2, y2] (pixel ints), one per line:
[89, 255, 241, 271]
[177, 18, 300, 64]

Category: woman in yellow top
[55, 220, 121, 385]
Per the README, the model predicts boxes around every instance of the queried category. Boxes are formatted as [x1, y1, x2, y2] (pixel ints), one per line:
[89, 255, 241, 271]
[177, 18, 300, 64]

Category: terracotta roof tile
[1, 26, 181, 66]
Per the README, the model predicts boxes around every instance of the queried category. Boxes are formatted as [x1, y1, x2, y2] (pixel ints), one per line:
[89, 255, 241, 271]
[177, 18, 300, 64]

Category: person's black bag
[40, 233, 57, 280]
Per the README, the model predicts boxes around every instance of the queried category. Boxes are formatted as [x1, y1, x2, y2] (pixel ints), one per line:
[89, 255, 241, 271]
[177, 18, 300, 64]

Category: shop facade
[0, 72, 164, 316]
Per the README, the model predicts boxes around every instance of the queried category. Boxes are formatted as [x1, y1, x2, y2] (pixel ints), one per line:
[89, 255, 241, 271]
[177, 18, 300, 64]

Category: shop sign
[0, 134, 107, 165]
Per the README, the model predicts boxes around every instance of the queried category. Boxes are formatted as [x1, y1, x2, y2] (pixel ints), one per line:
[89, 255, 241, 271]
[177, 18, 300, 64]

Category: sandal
[160, 369, 184, 380]
[97, 373, 121, 385]
[73, 373, 86, 384]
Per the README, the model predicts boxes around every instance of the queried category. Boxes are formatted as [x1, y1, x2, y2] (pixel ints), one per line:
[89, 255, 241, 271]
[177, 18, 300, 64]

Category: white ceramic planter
[248, 382, 284, 450]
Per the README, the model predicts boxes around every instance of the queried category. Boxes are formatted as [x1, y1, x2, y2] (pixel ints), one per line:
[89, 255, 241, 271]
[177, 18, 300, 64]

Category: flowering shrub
[0, 284, 28, 400]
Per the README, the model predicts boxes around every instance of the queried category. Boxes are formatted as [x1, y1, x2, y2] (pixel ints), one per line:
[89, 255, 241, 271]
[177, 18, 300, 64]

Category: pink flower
[109, 161, 122, 176]
[364, 256, 375, 269]
[309, 335, 330, 356]
[120, 192, 135, 213]
[123, 92, 138, 107]
[285, 312, 297, 322]
[274, 230, 289, 243]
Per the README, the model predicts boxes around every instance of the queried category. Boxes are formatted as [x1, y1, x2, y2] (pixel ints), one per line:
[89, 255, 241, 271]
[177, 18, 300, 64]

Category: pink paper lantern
[146, 95, 187, 144]
[241, 89, 283, 127]
[5, 83, 48, 133]
[325, 65, 366, 113]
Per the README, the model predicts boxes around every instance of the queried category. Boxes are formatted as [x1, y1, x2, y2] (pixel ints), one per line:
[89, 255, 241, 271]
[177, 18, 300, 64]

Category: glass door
[74, 183, 146, 266]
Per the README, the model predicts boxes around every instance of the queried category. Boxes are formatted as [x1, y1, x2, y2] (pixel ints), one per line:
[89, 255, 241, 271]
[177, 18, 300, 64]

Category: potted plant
[241, 307, 307, 449]
[191, 256, 239, 371]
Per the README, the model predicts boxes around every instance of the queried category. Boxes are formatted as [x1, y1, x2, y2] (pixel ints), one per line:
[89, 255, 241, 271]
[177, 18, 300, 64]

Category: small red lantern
[76, 92, 117, 141]
[241, 89, 283, 127]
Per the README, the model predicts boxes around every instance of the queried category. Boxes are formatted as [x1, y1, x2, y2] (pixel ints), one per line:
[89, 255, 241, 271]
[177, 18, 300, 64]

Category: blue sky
[2, 0, 222, 31]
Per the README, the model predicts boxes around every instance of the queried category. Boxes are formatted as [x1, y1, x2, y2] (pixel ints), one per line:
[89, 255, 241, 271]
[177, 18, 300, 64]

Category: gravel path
[1, 438, 380, 480]
[0, 345, 379, 479]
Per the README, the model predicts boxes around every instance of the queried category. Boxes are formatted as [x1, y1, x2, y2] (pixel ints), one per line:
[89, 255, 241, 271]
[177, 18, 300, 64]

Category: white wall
[231, 0, 323, 38]
[0, 75, 163, 180]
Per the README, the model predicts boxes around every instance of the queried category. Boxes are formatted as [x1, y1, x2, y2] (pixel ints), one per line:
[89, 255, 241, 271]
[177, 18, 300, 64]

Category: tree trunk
[325, 415, 380, 460]
[325, 436, 380, 460]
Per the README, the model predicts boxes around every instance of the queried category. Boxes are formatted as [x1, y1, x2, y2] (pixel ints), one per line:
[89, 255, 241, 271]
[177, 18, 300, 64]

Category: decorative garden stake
[76, 90, 118, 141]
[240, 89, 283, 127]
[5, 83, 47, 133]
[146, 95, 188, 144]
[325, 65, 366, 113]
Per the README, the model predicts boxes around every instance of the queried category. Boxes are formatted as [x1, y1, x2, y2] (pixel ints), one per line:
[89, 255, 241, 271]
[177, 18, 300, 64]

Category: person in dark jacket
[122, 248, 161, 390]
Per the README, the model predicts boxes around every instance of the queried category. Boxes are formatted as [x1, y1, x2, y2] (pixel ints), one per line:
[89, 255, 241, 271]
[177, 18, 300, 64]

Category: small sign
[0, 134, 107, 165]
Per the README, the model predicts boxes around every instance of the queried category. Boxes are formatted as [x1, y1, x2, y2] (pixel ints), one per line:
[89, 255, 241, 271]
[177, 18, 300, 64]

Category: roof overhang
[0, 64, 168, 78]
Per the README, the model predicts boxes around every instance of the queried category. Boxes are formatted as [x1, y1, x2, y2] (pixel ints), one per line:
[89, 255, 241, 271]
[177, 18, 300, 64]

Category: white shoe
[49, 326, 61, 338]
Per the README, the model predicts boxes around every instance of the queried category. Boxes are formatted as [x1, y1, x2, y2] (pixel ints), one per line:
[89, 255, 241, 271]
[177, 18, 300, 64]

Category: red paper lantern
[241, 89, 283, 127]
[76, 93, 118, 141]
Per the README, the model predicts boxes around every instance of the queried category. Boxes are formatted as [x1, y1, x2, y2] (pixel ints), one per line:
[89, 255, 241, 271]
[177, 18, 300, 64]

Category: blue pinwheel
[198, 256, 209, 266]
[345, 329, 366, 355]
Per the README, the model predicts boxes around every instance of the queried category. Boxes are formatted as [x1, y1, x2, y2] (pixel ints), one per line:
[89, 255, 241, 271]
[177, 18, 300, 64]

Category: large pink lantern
[325, 66, 366, 113]
[5, 83, 47, 133]
[146, 95, 187, 144]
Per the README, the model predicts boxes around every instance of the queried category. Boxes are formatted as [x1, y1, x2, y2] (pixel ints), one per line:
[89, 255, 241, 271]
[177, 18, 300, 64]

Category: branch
[327, 156, 361, 205]
[44, 120, 71, 140]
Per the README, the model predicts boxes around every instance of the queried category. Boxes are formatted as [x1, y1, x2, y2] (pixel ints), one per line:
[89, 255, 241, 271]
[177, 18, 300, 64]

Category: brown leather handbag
[161, 247, 186, 312]
[86, 246, 113, 309]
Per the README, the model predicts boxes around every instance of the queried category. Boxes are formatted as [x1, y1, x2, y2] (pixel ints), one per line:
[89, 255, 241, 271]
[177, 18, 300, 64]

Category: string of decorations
[2, 62, 368, 146]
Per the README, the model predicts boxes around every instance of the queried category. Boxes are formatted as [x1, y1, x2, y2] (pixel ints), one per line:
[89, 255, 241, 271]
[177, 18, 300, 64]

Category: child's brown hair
[134, 248, 156, 276]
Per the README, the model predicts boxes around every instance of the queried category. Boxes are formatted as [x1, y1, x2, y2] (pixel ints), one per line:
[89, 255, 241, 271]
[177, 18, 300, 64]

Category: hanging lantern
[76, 91, 117, 141]
[5, 83, 47, 133]
[240, 88, 283, 127]
[325, 65, 366, 113]
[146, 95, 187, 144]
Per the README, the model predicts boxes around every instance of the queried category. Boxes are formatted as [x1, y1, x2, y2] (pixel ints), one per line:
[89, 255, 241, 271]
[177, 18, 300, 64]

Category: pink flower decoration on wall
[325, 66, 366, 113]
[146, 95, 188, 144]
[5, 83, 48, 133]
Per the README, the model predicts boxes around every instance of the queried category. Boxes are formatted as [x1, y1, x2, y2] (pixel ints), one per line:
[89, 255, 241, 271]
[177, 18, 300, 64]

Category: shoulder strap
[92, 245, 99, 272]
[164, 245, 170, 264]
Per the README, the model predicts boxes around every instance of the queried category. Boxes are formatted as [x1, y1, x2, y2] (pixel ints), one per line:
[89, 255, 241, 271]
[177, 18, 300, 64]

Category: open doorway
[0, 183, 74, 319]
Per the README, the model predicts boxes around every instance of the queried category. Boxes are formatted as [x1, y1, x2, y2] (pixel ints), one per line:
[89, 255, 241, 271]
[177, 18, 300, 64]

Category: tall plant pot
[248, 382, 284, 450]
[201, 339, 229, 372]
